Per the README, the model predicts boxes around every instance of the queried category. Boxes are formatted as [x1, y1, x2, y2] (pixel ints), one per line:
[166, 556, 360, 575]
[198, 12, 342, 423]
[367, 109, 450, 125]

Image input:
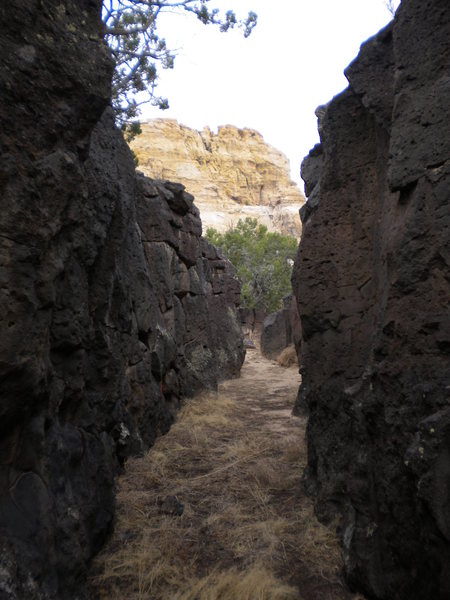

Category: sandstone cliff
[292, 1, 450, 599]
[0, 2, 244, 597]
[131, 119, 305, 237]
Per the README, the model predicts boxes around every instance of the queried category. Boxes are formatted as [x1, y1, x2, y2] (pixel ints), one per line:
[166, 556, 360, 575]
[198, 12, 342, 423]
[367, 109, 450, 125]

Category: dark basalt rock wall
[292, 1, 450, 598]
[0, 1, 244, 597]
[260, 295, 301, 360]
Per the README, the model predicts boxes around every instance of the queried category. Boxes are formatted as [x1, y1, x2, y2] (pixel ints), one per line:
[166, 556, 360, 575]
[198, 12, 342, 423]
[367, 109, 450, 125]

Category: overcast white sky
[141, 0, 400, 187]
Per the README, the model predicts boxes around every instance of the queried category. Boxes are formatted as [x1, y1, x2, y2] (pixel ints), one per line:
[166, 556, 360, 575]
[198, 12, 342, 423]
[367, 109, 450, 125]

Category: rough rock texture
[136, 174, 245, 401]
[292, 2, 450, 599]
[131, 119, 305, 237]
[260, 295, 300, 361]
[0, 2, 244, 597]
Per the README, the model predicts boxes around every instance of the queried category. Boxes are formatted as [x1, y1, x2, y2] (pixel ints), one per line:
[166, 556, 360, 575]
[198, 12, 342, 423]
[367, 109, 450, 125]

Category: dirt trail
[90, 347, 363, 600]
[222, 347, 301, 433]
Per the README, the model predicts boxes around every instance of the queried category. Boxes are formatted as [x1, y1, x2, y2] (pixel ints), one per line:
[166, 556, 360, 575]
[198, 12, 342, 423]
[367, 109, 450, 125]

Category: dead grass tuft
[276, 345, 298, 368]
[89, 351, 365, 600]
[175, 566, 300, 600]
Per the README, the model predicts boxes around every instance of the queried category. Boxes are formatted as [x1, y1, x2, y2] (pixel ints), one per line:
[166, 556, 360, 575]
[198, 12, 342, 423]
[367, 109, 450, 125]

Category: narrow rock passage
[90, 347, 364, 600]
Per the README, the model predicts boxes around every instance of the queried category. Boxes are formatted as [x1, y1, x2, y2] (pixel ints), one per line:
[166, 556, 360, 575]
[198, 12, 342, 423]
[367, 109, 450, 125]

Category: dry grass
[174, 567, 300, 600]
[89, 357, 363, 600]
[276, 345, 298, 368]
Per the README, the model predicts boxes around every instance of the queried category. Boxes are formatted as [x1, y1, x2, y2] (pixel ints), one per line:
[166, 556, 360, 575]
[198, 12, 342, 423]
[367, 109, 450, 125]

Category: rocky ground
[89, 345, 365, 600]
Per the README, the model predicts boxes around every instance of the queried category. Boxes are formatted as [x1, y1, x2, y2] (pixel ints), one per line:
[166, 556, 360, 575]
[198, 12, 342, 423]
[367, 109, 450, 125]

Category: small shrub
[276, 345, 298, 368]
[205, 218, 298, 313]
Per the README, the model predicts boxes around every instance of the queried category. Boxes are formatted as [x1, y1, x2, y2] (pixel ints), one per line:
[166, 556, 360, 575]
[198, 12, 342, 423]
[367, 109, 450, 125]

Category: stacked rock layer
[132, 119, 305, 237]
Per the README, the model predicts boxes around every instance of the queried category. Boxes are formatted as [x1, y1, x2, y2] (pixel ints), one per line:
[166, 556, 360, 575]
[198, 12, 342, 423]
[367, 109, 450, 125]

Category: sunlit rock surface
[131, 119, 305, 237]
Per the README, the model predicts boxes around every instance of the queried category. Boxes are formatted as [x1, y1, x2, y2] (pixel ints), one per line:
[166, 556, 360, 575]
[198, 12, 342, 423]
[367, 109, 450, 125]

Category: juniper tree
[205, 218, 298, 313]
[102, 1, 257, 139]
[385, 0, 400, 17]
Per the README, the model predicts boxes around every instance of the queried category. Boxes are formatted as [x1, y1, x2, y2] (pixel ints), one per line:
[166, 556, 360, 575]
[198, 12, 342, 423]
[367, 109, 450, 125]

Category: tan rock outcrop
[131, 119, 305, 237]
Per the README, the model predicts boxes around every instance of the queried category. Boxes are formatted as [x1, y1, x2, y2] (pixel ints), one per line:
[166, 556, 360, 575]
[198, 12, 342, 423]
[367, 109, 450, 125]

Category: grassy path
[90, 347, 364, 600]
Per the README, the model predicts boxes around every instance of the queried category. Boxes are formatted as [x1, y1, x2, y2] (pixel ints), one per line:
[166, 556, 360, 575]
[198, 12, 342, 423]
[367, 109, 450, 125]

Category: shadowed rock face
[292, 1, 450, 599]
[0, 1, 244, 597]
[260, 295, 301, 361]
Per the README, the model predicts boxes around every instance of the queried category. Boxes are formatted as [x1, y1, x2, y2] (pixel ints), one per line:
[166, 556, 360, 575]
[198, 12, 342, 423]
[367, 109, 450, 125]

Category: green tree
[205, 218, 298, 313]
[102, 1, 257, 138]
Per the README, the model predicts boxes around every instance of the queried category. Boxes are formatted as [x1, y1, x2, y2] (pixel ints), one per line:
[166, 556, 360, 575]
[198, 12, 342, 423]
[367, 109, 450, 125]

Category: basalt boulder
[260, 295, 300, 361]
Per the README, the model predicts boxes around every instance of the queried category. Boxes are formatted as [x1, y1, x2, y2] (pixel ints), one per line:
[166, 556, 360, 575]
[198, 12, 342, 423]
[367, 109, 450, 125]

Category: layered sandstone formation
[131, 119, 305, 237]
[292, 1, 450, 598]
[0, 2, 244, 597]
